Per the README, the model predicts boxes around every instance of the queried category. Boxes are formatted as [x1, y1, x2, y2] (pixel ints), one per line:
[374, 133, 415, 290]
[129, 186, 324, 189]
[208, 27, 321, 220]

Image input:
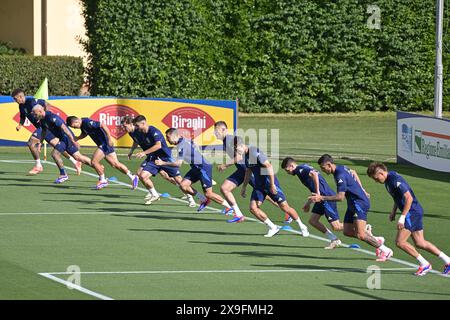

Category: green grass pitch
[0, 112, 449, 300]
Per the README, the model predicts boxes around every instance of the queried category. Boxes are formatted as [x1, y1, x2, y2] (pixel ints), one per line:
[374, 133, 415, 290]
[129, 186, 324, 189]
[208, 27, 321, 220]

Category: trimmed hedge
[81, 0, 449, 112]
[0, 42, 25, 55]
[0, 55, 84, 96]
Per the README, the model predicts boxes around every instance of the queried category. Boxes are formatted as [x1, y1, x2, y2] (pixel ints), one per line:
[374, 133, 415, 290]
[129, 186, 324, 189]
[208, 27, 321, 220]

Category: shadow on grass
[3, 183, 73, 189]
[209, 251, 369, 261]
[342, 159, 450, 184]
[253, 263, 372, 272]
[128, 228, 261, 237]
[42, 199, 133, 206]
[326, 284, 450, 299]
[370, 209, 450, 221]
[114, 213, 223, 223]
[0, 177, 50, 183]
[41, 191, 138, 199]
[189, 240, 323, 249]
[325, 284, 387, 300]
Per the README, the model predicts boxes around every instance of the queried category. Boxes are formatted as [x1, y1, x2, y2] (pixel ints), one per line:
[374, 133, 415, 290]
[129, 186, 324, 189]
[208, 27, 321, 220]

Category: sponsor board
[397, 111, 450, 173]
[0, 96, 237, 148]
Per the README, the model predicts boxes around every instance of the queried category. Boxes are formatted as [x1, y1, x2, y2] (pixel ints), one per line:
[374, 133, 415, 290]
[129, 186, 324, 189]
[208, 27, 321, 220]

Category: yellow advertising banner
[0, 96, 237, 148]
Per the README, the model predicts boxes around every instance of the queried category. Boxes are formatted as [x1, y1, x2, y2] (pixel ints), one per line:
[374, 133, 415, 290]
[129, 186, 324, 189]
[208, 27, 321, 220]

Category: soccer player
[233, 137, 309, 238]
[123, 116, 196, 207]
[213, 121, 253, 223]
[309, 154, 393, 261]
[66, 116, 139, 190]
[157, 128, 232, 213]
[281, 157, 343, 249]
[214, 121, 280, 223]
[31, 105, 93, 184]
[367, 162, 450, 276]
[11, 88, 81, 175]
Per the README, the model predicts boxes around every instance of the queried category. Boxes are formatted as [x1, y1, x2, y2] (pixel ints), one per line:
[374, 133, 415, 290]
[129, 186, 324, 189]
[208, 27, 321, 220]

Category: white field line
[39, 160, 447, 278]
[39, 267, 415, 300]
[0, 210, 196, 216]
[45, 267, 416, 276]
[1, 159, 447, 299]
[0, 160, 36, 163]
[38, 273, 113, 300]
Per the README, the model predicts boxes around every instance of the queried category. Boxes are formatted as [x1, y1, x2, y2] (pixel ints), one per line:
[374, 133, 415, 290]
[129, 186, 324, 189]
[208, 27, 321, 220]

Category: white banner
[397, 111, 450, 173]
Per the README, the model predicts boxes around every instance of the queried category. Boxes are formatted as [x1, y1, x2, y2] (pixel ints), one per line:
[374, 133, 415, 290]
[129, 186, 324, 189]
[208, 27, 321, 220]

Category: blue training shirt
[334, 165, 370, 210]
[132, 126, 172, 160]
[80, 118, 109, 147]
[19, 98, 46, 127]
[294, 164, 336, 196]
[385, 171, 423, 214]
[176, 137, 211, 170]
[223, 134, 246, 171]
[40, 111, 74, 140]
[244, 145, 279, 189]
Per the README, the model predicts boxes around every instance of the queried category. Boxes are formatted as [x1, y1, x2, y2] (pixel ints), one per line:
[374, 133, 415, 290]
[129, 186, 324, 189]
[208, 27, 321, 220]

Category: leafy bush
[0, 55, 84, 96]
[0, 42, 26, 55]
[81, 0, 449, 112]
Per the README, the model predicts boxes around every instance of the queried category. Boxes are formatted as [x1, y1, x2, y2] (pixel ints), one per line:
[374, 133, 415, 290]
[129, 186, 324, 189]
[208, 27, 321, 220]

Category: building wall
[0, 0, 86, 58]
[0, 0, 36, 54]
[46, 0, 86, 58]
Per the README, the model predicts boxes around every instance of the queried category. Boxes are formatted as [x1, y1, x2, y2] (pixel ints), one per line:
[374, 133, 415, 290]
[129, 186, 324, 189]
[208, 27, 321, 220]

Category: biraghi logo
[90, 105, 138, 139]
[162, 107, 215, 138]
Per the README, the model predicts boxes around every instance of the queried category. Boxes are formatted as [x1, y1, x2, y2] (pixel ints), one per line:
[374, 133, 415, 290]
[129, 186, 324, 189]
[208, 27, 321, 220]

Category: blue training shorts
[32, 127, 56, 144]
[251, 184, 287, 204]
[184, 165, 213, 190]
[140, 157, 181, 178]
[312, 201, 340, 223]
[226, 168, 256, 188]
[343, 202, 369, 224]
[54, 136, 79, 156]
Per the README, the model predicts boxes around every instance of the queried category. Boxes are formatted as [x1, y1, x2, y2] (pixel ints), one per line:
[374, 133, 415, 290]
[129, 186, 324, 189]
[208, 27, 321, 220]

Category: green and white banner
[397, 111, 450, 173]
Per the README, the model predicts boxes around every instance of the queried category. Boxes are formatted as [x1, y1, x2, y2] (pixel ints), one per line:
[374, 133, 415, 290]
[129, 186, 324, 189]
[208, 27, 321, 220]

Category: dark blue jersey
[177, 138, 211, 170]
[334, 165, 370, 210]
[294, 164, 336, 196]
[244, 146, 279, 189]
[132, 126, 172, 160]
[128, 130, 142, 146]
[18, 98, 46, 127]
[223, 134, 246, 171]
[385, 171, 423, 214]
[80, 118, 109, 147]
[41, 111, 74, 140]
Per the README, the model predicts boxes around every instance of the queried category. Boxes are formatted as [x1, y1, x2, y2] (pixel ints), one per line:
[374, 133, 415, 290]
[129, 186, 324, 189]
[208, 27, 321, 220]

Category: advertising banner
[397, 111, 450, 173]
[0, 96, 237, 148]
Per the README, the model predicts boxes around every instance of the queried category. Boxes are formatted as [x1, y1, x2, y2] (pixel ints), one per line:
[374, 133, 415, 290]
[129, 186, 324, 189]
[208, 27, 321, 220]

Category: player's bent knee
[396, 241, 407, 249]
[220, 185, 230, 194]
[179, 180, 191, 191]
[111, 162, 120, 169]
[415, 241, 427, 249]
[356, 232, 366, 241]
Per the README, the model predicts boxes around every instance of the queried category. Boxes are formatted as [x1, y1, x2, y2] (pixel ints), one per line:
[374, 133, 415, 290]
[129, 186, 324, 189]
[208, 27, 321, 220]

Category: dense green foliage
[0, 42, 25, 55]
[0, 55, 84, 96]
[81, 0, 449, 112]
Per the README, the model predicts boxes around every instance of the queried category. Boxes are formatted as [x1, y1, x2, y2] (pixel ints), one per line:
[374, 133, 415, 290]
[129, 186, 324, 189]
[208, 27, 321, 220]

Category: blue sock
[59, 168, 66, 176]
